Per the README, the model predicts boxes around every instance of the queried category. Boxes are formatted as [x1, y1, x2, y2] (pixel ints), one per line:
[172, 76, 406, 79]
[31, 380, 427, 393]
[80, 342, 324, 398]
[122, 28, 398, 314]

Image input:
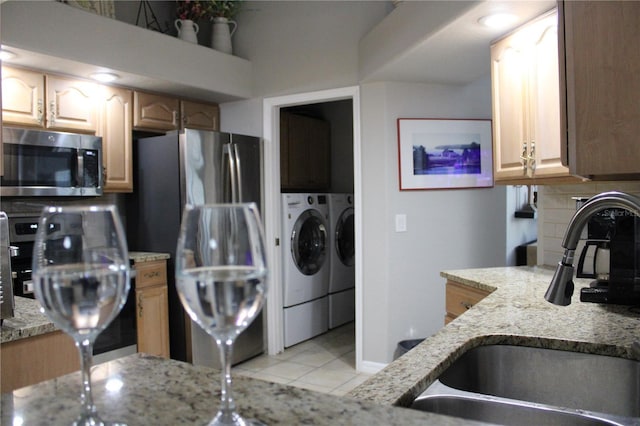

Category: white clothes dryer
[282, 193, 330, 347]
[328, 193, 355, 329]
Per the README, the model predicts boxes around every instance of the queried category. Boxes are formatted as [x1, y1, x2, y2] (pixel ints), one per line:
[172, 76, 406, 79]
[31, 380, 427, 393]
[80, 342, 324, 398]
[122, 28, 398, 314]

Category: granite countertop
[1, 252, 170, 344]
[0, 296, 56, 343]
[0, 353, 485, 425]
[129, 251, 170, 263]
[348, 266, 640, 407]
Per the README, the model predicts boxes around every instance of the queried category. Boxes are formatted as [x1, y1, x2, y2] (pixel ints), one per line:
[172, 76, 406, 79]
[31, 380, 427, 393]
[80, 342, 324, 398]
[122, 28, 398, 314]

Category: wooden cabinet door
[1, 330, 79, 392]
[134, 260, 170, 358]
[133, 91, 179, 132]
[136, 285, 170, 358]
[491, 35, 528, 181]
[181, 100, 219, 131]
[528, 12, 569, 179]
[2, 66, 45, 127]
[444, 280, 491, 324]
[97, 85, 133, 192]
[561, 1, 640, 177]
[45, 74, 97, 133]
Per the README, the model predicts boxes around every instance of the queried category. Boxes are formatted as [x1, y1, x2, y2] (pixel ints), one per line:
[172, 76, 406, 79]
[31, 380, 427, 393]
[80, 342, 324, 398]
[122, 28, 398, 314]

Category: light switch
[395, 214, 407, 232]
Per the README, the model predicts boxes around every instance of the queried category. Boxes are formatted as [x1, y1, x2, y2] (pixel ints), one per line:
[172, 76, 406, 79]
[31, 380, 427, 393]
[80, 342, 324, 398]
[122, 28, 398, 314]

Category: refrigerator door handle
[223, 143, 239, 203]
[233, 144, 243, 202]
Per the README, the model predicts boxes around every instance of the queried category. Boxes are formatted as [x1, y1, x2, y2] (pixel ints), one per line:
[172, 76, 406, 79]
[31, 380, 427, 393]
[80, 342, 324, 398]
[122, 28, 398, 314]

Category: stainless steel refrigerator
[127, 128, 264, 366]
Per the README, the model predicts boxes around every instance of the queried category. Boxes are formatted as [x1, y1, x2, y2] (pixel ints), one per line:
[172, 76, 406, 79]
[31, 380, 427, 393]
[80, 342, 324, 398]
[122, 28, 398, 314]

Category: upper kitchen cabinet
[181, 100, 220, 131]
[97, 85, 133, 192]
[1, 66, 96, 133]
[280, 111, 331, 191]
[45, 74, 97, 133]
[1, 66, 45, 128]
[133, 92, 180, 132]
[134, 93, 220, 132]
[491, 9, 575, 184]
[559, 1, 640, 179]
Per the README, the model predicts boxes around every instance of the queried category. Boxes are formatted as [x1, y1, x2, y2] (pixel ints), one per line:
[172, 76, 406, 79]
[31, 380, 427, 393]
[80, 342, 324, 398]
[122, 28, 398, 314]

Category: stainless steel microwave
[1, 127, 103, 197]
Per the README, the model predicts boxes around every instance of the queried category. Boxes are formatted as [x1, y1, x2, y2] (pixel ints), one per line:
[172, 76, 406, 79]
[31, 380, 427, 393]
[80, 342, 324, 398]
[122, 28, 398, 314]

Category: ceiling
[361, 0, 557, 85]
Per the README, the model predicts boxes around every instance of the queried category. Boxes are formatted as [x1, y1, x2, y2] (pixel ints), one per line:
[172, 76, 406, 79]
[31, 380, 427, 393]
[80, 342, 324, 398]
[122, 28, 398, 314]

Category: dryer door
[335, 207, 355, 267]
[291, 209, 327, 275]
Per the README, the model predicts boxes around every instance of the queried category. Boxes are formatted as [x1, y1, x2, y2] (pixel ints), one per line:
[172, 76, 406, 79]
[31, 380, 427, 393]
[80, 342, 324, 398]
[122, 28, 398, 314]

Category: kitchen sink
[411, 345, 640, 425]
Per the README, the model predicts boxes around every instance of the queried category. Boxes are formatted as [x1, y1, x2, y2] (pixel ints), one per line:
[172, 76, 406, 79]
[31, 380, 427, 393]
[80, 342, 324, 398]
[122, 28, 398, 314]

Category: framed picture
[397, 118, 494, 190]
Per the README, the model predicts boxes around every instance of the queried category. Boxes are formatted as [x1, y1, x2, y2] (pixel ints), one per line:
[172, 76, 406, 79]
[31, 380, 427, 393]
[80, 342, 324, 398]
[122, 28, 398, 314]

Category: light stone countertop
[0, 353, 489, 425]
[0, 252, 170, 344]
[348, 266, 640, 407]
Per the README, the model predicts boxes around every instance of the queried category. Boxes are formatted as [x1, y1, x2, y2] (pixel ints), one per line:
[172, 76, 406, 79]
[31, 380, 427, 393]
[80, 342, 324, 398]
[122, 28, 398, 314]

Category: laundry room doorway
[263, 86, 363, 371]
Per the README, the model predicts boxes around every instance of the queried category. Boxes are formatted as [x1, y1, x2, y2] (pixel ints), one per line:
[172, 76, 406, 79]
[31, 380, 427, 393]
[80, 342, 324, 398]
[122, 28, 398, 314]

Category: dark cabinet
[280, 111, 330, 191]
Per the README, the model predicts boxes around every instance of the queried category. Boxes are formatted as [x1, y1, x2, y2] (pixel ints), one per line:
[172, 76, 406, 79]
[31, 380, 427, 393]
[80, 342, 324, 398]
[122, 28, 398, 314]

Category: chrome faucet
[545, 191, 640, 306]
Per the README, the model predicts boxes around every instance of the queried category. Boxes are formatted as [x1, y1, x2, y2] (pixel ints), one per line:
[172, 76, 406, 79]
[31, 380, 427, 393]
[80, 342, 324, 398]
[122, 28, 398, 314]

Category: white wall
[360, 78, 508, 363]
[233, 1, 392, 98]
[223, 1, 517, 365]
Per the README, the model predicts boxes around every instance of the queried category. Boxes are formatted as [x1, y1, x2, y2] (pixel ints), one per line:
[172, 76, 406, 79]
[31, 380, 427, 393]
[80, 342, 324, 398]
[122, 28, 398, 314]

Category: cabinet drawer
[446, 280, 490, 318]
[134, 260, 167, 289]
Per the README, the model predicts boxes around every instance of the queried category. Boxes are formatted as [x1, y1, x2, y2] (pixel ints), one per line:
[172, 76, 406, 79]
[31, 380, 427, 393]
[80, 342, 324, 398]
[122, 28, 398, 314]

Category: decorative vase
[175, 19, 199, 44]
[211, 17, 237, 54]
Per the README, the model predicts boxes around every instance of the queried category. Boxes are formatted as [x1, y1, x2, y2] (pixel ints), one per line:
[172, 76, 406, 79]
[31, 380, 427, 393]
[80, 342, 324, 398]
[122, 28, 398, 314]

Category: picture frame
[397, 118, 494, 191]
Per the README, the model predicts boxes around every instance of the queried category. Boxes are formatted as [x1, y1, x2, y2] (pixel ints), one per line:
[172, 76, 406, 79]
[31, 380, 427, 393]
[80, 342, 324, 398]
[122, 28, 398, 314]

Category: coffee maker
[579, 207, 640, 305]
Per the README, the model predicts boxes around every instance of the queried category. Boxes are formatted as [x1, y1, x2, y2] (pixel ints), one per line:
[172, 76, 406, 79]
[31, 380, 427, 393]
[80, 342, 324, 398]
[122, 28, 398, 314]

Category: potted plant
[201, 0, 242, 19]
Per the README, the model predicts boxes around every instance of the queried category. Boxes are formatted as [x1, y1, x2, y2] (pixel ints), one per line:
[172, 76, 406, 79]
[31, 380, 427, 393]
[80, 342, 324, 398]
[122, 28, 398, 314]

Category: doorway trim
[263, 86, 364, 371]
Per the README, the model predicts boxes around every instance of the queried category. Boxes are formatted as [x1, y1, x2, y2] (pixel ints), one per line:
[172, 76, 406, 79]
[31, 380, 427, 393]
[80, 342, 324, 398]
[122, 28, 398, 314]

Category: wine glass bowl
[32, 205, 130, 426]
[176, 203, 267, 426]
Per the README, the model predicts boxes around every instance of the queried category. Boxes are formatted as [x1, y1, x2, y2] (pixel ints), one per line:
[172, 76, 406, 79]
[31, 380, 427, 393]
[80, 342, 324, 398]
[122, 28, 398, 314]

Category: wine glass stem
[77, 338, 98, 419]
[218, 338, 237, 419]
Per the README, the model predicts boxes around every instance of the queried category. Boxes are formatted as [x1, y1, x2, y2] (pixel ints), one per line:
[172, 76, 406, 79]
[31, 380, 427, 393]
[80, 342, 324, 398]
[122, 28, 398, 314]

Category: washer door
[291, 209, 327, 275]
[335, 207, 355, 267]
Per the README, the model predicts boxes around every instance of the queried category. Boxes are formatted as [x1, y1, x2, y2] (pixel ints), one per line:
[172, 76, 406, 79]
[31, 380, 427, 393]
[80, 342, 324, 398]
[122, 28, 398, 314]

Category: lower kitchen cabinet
[1, 330, 79, 392]
[445, 280, 491, 325]
[134, 259, 170, 358]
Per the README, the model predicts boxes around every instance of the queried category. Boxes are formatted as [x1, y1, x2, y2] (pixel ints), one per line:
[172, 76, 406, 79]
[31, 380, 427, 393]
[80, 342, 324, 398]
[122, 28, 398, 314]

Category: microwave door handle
[233, 144, 243, 202]
[76, 149, 84, 189]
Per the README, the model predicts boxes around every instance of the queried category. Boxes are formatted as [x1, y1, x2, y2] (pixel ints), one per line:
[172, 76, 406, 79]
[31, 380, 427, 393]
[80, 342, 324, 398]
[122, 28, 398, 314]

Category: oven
[7, 213, 137, 359]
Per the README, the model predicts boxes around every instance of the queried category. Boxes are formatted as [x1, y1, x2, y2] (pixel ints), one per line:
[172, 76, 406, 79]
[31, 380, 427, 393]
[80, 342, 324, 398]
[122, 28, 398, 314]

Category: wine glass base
[73, 414, 127, 426]
[208, 411, 266, 426]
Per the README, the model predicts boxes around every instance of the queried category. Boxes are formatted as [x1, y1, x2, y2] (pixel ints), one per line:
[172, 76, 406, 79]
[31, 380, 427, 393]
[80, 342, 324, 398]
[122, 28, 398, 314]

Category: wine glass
[175, 203, 268, 426]
[32, 205, 131, 426]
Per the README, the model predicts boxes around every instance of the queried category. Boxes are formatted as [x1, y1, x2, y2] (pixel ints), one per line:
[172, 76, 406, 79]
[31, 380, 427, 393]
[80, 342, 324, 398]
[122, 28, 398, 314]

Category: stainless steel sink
[411, 345, 640, 425]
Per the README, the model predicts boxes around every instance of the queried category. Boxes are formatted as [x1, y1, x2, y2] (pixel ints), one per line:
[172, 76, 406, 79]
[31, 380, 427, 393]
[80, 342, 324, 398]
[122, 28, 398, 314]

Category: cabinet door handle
[144, 270, 160, 279]
[49, 100, 56, 125]
[37, 99, 44, 124]
[460, 301, 473, 310]
[520, 142, 528, 173]
[138, 293, 144, 318]
[529, 140, 536, 173]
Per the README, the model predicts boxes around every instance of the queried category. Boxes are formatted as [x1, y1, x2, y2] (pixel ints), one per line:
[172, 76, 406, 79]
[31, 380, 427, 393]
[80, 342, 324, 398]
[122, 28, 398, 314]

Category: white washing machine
[328, 193, 355, 328]
[282, 193, 330, 347]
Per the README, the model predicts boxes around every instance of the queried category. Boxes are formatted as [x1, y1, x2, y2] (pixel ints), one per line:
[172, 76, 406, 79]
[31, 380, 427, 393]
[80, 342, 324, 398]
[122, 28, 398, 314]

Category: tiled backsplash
[538, 181, 640, 266]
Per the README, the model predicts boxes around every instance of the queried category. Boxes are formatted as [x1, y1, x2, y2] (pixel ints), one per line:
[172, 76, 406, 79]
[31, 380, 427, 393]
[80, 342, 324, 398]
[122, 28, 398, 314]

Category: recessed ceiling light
[478, 13, 518, 29]
[0, 49, 16, 61]
[90, 72, 120, 83]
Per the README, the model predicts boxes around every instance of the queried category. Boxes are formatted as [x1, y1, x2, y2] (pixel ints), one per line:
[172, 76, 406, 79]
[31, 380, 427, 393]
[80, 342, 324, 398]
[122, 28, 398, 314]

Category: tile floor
[232, 322, 371, 396]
